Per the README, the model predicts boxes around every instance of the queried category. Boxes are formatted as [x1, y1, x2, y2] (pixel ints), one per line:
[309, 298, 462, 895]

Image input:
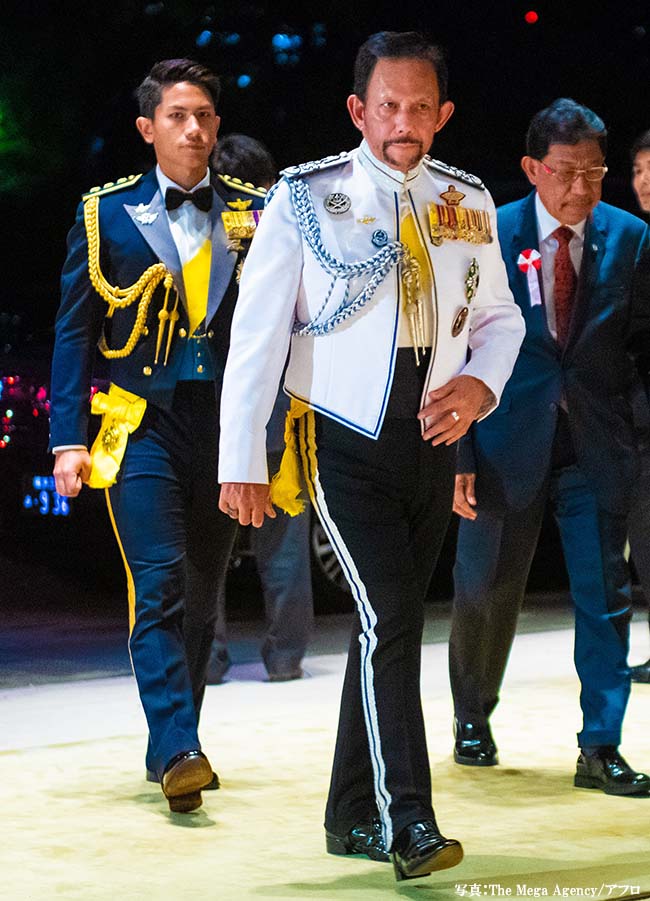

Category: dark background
[1, 0, 649, 613]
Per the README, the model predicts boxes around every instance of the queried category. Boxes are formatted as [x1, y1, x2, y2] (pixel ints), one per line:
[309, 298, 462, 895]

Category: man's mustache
[385, 138, 422, 146]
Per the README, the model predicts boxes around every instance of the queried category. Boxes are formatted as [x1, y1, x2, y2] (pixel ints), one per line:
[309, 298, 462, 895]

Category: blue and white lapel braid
[285, 176, 407, 337]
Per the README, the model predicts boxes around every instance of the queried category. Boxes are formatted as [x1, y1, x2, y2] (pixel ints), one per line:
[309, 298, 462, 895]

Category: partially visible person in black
[207, 133, 314, 684]
[628, 129, 650, 683]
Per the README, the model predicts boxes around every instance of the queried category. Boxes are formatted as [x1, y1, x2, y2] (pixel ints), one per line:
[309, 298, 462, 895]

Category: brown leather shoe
[326, 818, 389, 862]
[147, 767, 220, 790]
[161, 750, 213, 813]
[574, 747, 650, 796]
[391, 819, 463, 881]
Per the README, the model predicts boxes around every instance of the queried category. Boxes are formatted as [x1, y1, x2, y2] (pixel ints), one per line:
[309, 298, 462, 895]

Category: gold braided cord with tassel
[400, 247, 426, 366]
[269, 398, 311, 516]
[86, 383, 147, 488]
[84, 195, 177, 361]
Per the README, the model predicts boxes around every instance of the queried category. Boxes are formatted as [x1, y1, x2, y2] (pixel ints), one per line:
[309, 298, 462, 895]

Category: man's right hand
[53, 449, 92, 497]
[219, 482, 276, 528]
[453, 473, 478, 520]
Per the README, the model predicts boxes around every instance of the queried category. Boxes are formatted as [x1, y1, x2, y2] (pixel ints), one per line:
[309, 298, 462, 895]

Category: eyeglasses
[540, 161, 608, 183]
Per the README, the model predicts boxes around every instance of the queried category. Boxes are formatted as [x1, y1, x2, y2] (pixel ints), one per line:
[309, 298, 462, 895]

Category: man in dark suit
[449, 98, 650, 795]
[49, 59, 265, 813]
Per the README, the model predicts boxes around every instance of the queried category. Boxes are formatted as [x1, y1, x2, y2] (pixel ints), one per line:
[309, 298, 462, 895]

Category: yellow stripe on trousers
[104, 487, 136, 635]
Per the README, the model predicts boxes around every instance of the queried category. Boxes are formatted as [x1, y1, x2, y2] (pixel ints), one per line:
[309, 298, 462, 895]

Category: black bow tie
[164, 186, 213, 212]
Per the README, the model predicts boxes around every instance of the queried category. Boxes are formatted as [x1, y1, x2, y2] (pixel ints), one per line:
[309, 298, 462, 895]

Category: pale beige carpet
[2, 623, 650, 900]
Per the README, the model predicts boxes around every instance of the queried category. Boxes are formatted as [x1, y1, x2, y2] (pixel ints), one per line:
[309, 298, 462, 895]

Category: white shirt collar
[358, 139, 423, 193]
[535, 192, 586, 243]
[155, 164, 211, 198]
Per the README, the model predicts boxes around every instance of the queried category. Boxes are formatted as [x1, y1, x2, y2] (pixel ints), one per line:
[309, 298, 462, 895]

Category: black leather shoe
[574, 747, 650, 796]
[147, 768, 220, 790]
[391, 819, 463, 881]
[326, 819, 389, 862]
[630, 658, 650, 683]
[161, 750, 213, 813]
[453, 719, 498, 766]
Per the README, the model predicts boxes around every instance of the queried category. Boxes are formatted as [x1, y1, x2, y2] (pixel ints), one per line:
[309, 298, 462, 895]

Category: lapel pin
[135, 210, 158, 225]
[324, 193, 351, 214]
[371, 229, 389, 247]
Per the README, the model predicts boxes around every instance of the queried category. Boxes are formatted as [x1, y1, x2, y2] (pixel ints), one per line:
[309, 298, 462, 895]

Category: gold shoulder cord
[84, 195, 178, 363]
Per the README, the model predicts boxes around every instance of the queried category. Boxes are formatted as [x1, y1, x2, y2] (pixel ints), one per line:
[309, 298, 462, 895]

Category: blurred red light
[32, 408, 39, 417]
[0, 441, 6, 449]
[525, 10, 539, 23]
[7, 377, 15, 385]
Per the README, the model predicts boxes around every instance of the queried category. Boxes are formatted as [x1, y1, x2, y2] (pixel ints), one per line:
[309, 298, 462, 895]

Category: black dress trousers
[299, 349, 456, 849]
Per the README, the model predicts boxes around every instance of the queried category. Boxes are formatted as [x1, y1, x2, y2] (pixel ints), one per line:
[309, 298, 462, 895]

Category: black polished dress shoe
[147, 768, 220, 790]
[453, 719, 498, 766]
[574, 747, 650, 796]
[630, 658, 650, 683]
[161, 750, 213, 813]
[390, 819, 463, 882]
[326, 819, 389, 862]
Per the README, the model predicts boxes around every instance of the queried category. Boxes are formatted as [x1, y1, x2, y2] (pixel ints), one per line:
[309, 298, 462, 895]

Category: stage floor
[2, 599, 649, 900]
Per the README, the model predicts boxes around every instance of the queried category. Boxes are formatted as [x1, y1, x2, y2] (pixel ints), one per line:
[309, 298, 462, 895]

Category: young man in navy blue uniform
[50, 59, 265, 813]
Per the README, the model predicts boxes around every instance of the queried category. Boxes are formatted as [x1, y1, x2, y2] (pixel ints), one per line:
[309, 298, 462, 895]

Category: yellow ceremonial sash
[86, 383, 147, 488]
[269, 398, 311, 516]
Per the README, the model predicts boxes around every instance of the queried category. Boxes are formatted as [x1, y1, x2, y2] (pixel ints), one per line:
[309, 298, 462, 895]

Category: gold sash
[87, 384, 147, 488]
[269, 398, 310, 516]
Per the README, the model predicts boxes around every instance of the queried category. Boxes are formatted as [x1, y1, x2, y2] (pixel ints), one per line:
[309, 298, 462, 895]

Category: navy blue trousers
[107, 381, 237, 777]
[450, 463, 632, 748]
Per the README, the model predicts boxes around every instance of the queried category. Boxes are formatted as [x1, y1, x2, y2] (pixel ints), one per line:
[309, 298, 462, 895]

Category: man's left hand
[417, 375, 494, 445]
[219, 482, 276, 528]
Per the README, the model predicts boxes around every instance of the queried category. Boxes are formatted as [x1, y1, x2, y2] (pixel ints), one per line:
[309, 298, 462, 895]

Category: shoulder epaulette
[281, 152, 351, 179]
[424, 157, 485, 191]
[216, 173, 267, 198]
[82, 173, 143, 201]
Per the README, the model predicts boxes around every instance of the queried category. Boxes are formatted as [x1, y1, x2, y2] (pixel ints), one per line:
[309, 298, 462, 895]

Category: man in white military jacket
[218, 31, 524, 882]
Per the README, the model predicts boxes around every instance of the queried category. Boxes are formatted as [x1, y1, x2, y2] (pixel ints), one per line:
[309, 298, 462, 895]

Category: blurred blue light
[196, 29, 213, 47]
[224, 32, 240, 45]
[275, 51, 289, 65]
[237, 74, 252, 88]
[90, 136, 105, 155]
[272, 33, 292, 50]
[290, 35, 302, 48]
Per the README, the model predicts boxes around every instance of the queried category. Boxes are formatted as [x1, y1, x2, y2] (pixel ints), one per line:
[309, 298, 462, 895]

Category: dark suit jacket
[459, 191, 650, 515]
[49, 169, 264, 448]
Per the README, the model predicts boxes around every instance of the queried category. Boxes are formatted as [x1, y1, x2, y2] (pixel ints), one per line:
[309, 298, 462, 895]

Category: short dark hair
[526, 98, 607, 159]
[211, 133, 277, 189]
[353, 31, 449, 104]
[631, 129, 650, 162]
[136, 58, 221, 119]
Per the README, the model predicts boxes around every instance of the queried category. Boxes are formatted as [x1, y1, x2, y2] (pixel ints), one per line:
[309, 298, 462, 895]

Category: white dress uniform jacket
[219, 141, 525, 484]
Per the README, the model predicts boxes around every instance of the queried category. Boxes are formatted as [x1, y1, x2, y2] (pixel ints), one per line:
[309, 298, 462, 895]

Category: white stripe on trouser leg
[299, 416, 394, 849]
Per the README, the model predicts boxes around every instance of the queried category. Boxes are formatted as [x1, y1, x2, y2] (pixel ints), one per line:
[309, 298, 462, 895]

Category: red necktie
[552, 225, 577, 346]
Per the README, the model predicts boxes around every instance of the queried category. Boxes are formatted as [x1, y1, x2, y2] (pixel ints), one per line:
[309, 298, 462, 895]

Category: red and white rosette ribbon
[517, 248, 542, 307]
